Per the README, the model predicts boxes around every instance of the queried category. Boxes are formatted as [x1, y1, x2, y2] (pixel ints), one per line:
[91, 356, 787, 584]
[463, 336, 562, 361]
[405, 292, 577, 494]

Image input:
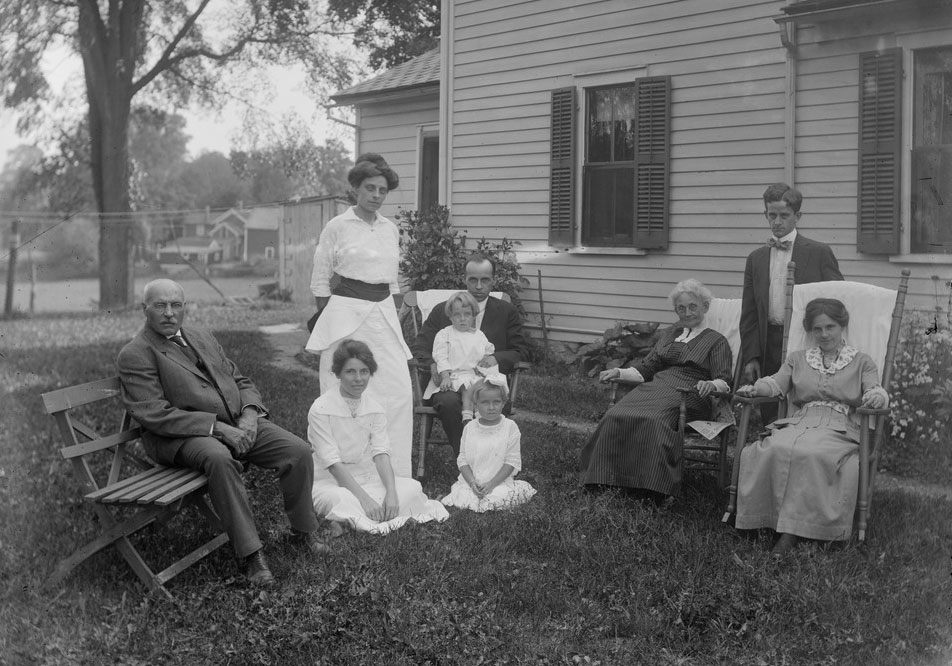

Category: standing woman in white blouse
[305, 153, 414, 477]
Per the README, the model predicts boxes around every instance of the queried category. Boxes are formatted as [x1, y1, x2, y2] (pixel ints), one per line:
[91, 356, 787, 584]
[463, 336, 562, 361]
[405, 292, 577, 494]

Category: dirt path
[260, 325, 951, 501]
[260, 323, 320, 380]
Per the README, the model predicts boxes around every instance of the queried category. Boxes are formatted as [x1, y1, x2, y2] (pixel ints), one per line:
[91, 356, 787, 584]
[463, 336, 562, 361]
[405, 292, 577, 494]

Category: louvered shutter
[549, 87, 576, 246]
[857, 49, 901, 254]
[632, 76, 670, 249]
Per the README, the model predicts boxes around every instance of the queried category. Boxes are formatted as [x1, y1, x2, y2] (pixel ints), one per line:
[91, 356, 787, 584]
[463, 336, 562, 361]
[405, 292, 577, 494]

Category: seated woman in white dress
[308, 339, 448, 534]
[441, 377, 536, 512]
[734, 298, 889, 555]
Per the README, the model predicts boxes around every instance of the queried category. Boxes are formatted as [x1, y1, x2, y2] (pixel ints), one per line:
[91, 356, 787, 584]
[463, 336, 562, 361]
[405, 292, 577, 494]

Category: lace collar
[805, 345, 857, 375]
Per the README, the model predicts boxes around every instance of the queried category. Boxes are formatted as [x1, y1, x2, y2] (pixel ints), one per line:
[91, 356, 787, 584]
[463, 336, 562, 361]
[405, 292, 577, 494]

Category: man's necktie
[169, 334, 200, 366]
[767, 237, 792, 250]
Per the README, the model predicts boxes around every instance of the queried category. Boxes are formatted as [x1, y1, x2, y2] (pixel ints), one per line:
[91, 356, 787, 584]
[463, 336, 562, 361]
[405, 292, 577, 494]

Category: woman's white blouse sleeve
[368, 412, 392, 458]
[504, 421, 522, 473]
[309, 225, 337, 297]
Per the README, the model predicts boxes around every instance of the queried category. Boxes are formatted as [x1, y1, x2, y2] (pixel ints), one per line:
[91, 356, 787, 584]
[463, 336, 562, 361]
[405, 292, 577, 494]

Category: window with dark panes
[548, 77, 669, 249]
[911, 46, 952, 254]
[583, 85, 636, 245]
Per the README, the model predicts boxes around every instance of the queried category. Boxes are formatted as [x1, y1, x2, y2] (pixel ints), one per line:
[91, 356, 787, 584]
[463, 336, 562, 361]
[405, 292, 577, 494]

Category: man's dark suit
[413, 295, 529, 452]
[117, 325, 316, 558]
[740, 234, 843, 377]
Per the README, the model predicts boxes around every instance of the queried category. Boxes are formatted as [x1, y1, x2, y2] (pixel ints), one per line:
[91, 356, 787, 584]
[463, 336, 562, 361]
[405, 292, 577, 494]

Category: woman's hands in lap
[360, 490, 399, 522]
[695, 380, 717, 397]
[861, 390, 887, 409]
[599, 368, 621, 383]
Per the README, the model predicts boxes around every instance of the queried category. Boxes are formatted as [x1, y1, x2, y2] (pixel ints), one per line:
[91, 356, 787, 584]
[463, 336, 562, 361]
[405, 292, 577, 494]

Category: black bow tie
[767, 237, 792, 250]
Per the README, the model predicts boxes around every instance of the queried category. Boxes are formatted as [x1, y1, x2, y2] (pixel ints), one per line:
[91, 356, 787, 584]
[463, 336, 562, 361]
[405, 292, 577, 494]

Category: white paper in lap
[787, 281, 896, 378]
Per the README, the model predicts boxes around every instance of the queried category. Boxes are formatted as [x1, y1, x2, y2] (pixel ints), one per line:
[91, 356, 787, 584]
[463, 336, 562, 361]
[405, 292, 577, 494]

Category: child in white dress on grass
[309, 339, 448, 535]
[441, 378, 536, 512]
[422, 291, 505, 422]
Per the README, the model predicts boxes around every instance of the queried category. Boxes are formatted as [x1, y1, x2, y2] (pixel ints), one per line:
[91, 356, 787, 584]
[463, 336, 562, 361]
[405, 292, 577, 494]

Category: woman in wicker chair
[734, 298, 889, 555]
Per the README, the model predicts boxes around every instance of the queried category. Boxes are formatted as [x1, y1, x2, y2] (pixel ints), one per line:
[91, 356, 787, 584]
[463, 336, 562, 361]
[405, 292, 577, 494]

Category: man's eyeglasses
[149, 301, 185, 313]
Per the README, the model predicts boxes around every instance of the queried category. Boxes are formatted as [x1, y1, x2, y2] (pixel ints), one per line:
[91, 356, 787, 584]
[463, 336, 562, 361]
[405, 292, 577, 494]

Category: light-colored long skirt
[441, 478, 536, 513]
[735, 406, 859, 541]
[306, 296, 413, 477]
[312, 473, 448, 535]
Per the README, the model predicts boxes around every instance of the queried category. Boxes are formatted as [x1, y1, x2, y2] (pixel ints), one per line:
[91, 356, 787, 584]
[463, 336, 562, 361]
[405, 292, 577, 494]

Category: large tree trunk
[78, 0, 142, 311]
[89, 92, 134, 310]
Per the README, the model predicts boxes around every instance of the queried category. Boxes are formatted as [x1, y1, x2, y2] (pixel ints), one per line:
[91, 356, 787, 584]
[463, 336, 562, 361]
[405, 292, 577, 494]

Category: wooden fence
[278, 196, 348, 305]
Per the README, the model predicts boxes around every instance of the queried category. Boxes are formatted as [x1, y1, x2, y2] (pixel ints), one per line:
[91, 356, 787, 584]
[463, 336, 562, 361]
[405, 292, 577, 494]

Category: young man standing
[740, 183, 844, 421]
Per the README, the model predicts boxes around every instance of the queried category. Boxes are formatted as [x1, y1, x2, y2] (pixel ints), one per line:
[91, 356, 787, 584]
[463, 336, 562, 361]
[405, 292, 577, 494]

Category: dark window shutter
[633, 76, 670, 249]
[857, 49, 901, 254]
[549, 87, 576, 246]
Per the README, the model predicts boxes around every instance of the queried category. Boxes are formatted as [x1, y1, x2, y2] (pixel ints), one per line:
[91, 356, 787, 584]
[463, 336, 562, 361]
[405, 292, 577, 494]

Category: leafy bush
[474, 236, 530, 315]
[885, 312, 952, 478]
[397, 205, 468, 291]
[397, 205, 529, 309]
[570, 321, 664, 376]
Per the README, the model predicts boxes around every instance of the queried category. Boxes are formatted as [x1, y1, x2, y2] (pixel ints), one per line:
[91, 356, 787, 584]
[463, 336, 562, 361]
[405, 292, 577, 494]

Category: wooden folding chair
[402, 290, 531, 479]
[724, 264, 911, 541]
[608, 297, 744, 489]
[42, 377, 229, 598]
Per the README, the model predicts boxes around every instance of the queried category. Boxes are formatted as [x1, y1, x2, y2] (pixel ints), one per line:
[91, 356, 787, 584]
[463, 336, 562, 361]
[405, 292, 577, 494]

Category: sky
[0, 45, 360, 174]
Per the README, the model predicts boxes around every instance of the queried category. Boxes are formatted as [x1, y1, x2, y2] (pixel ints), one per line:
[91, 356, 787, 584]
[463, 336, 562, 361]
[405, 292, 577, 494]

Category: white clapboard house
[330, 0, 952, 341]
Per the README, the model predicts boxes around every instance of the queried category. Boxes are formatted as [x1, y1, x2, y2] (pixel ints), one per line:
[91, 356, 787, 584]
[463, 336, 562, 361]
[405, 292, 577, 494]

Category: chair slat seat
[153, 475, 210, 506]
[112, 468, 204, 504]
[84, 465, 178, 501]
[131, 469, 204, 504]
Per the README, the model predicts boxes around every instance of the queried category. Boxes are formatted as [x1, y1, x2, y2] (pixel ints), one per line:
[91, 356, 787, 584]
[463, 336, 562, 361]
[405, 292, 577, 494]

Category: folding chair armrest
[608, 378, 640, 388]
[856, 407, 890, 417]
[407, 359, 428, 405]
[731, 394, 781, 406]
[709, 390, 734, 400]
[607, 377, 639, 405]
[507, 362, 532, 412]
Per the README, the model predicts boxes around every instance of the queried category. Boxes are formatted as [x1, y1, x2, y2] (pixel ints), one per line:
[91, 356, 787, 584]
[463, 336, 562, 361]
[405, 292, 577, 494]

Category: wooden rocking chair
[724, 264, 911, 541]
[607, 297, 744, 489]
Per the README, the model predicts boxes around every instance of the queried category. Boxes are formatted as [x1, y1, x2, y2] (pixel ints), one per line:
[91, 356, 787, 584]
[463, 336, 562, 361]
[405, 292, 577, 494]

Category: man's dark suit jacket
[413, 295, 528, 374]
[740, 233, 844, 368]
[117, 325, 266, 465]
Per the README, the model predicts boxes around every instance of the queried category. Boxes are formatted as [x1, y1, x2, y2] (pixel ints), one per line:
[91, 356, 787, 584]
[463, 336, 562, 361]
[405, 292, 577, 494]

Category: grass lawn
[2, 306, 951, 665]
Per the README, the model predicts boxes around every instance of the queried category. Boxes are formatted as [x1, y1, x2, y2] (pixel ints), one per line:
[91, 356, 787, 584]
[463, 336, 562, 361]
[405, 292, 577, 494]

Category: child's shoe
[461, 409, 474, 422]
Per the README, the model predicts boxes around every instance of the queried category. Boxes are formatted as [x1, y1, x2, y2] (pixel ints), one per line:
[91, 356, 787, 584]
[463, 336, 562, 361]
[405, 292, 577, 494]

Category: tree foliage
[329, 0, 440, 69]
[0, 0, 355, 309]
[230, 119, 352, 203]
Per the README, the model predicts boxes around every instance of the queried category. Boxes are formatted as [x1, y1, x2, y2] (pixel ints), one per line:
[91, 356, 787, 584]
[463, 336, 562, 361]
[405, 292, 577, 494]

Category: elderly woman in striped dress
[579, 279, 733, 498]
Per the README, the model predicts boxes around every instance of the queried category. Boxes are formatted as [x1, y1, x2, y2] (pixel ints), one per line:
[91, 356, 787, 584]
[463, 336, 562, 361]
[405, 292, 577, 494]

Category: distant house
[169, 204, 282, 263]
[157, 236, 222, 272]
[242, 205, 283, 261]
[332, 0, 952, 341]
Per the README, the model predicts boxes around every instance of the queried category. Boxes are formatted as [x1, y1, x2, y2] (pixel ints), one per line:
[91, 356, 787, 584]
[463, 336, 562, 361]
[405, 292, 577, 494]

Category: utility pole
[4, 218, 20, 318]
